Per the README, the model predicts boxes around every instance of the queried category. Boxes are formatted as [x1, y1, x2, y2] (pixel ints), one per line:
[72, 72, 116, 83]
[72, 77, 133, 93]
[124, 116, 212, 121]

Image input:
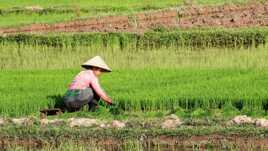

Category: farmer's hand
[103, 97, 112, 105]
[106, 99, 113, 105]
[101, 95, 113, 105]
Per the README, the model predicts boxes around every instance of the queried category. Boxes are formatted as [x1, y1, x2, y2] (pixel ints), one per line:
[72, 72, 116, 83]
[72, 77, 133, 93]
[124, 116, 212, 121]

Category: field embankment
[0, 0, 251, 29]
[0, 2, 267, 34]
[1, 124, 268, 150]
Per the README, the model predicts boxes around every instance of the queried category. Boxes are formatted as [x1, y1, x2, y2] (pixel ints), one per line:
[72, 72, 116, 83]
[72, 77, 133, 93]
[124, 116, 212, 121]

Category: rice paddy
[1, 0, 268, 150]
[0, 38, 268, 117]
[0, 0, 250, 28]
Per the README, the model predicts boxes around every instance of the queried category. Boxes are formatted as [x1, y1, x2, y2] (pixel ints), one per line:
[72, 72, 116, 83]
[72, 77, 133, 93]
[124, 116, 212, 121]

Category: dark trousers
[63, 87, 100, 112]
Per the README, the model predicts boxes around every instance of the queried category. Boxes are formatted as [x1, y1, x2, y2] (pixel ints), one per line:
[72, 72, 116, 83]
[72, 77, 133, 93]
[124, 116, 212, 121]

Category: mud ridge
[0, 2, 267, 34]
[1, 135, 268, 150]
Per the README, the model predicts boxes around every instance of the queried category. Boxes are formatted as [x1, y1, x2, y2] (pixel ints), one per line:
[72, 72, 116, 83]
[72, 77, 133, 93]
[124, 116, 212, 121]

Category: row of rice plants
[1, 68, 267, 116]
[0, 33, 267, 116]
[107, 69, 268, 112]
[1, 42, 267, 70]
[1, 28, 267, 49]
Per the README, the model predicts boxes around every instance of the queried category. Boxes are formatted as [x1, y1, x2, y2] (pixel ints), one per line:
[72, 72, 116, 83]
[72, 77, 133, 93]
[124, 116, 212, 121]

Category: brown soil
[1, 135, 268, 150]
[0, 2, 267, 35]
[0, 136, 43, 149]
[153, 135, 268, 150]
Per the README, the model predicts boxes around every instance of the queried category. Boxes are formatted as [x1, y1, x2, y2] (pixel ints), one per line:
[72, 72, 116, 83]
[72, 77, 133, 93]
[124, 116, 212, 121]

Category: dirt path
[0, 2, 267, 34]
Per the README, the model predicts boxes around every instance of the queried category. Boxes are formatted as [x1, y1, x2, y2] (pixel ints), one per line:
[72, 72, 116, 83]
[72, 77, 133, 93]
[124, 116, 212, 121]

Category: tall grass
[0, 27, 267, 117]
[0, 42, 267, 116]
[1, 28, 267, 48]
[0, 69, 268, 116]
[0, 43, 267, 70]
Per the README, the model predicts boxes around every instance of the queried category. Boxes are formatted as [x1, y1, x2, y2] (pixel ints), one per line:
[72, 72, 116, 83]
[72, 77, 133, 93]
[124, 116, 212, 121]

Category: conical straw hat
[81, 56, 112, 72]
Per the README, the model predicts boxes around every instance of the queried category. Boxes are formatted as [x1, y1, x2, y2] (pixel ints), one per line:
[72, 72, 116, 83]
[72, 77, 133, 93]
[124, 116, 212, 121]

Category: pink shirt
[68, 70, 107, 98]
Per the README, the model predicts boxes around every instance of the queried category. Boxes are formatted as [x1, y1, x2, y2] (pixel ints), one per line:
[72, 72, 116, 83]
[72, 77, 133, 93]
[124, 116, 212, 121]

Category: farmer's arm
[91, 78, 112, 104]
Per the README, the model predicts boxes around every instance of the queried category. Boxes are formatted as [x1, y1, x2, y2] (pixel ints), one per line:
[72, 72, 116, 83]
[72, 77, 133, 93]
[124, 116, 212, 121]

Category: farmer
[63, 56, 113, 112]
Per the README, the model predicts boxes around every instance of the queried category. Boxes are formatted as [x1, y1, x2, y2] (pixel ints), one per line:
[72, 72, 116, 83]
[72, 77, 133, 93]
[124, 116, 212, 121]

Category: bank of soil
[1, 135, 268, 150]
[0, 2, 267, 34]
[1, 115, 268, 150]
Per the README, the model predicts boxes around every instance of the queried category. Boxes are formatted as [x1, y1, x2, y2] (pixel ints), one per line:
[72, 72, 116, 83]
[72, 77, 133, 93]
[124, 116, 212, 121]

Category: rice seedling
[1, 40, 268, 70]
[0, 43, 267, 116]
[1, 1, 268, 151]
[1, 28, 267, 48]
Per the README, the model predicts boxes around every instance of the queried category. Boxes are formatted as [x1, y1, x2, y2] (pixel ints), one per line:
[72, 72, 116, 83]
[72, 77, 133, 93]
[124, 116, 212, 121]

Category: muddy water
[1, 135, 268, 150]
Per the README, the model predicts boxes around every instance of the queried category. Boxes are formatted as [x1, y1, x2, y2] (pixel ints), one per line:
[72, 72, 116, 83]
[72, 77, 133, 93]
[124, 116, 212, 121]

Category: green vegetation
[0, 39, 268, 116]
[1, 1, 268, 150]
[2, 125, 268, 140]
[1, 68, 268, 117]
[0, 0, 181, 9]
[1, 28, 267, 48]
[3, 125, 267, 150]
[0, 0, 249, 9]
[1, 43, 268, 70]
[0, 0, 181, 28]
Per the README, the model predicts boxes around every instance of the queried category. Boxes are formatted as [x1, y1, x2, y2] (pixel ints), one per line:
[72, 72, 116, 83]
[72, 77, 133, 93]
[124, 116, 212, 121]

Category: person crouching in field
[63, 56, 113, 112]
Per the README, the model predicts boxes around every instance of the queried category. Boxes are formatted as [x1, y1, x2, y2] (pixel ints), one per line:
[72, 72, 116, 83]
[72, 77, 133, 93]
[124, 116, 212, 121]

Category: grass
[4, 125, 268, 150]
[1, 28, 267, 48]
[0, 0, 180, 9]
[1, 125, 268, 139]
[0, 1, 267, 150]
[0, 42, 267, 117]
[1, 68, 268, 117]
[1, 41, 268, 69]
[1, 125, 268, 140]
[0, 13, 81, 28]
[0, 0, 251, 28]
[0, 0, 249, 9]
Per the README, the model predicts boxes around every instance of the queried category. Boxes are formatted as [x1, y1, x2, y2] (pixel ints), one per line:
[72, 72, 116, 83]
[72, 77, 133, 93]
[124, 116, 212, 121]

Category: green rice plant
[0, 31, 267, 116]
[7, 141, 106, 151]
[1, 68, 268, 116]
[171, 107, 187, 117]
[122, 140, 143, 151]
[2, 41, 268, 70]
[191, 108, 210, 118]
[0, 28, 267, 49]
[222, 102, 240, 118]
